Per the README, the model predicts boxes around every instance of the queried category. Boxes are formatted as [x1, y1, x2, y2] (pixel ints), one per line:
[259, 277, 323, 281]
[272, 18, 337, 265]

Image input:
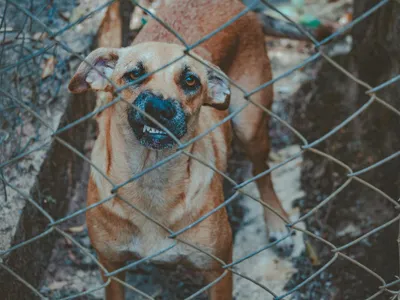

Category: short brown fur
[69, 1, 293, 299]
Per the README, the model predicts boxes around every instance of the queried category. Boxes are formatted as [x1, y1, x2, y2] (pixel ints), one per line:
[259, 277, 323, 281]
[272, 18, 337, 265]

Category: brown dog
[68, 1, 294, 299]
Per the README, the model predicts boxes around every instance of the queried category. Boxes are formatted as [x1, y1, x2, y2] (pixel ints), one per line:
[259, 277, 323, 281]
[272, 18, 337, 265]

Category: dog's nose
[144, 96, 176, 122]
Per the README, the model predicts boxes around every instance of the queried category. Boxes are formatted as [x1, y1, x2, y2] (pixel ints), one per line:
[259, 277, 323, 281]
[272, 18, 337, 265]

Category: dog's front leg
[98, 253, 126, 300]
[204, 267, 233, 300]
[203, 242, 233, 300]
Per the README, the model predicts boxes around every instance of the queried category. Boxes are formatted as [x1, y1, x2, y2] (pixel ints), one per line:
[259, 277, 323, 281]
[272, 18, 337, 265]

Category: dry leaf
[306, 240, 321, 266]
[48, 281, 68, 291]
[32, 32, 48, 41]
[41, 57, 56, 79]
[68, 250, 78, 264]
[338, 12, 352, 26]
[269, 151, 283, 162]
[67, 224, 85, 233]
[58, 11, 71, 22]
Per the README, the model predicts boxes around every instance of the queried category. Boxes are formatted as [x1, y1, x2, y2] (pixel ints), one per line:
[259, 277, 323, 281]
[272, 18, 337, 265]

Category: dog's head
[69, 42, 230, 150]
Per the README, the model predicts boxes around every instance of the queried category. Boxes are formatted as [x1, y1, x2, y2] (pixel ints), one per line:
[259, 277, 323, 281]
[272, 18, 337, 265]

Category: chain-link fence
[1, 0, 399, 299]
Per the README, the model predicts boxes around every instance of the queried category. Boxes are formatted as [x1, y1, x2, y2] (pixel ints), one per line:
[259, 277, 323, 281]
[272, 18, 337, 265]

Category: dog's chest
[118, 225, 212, 269]
[105, 185, 213, 268]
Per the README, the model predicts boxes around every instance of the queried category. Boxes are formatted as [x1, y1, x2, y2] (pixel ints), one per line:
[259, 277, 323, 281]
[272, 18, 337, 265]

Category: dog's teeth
[143, 125, 165, 134]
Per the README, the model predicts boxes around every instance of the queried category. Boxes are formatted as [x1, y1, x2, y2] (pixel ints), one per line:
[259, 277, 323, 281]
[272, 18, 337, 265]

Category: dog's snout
[145, 98, 176, 121]
[129, 91, 187, 149]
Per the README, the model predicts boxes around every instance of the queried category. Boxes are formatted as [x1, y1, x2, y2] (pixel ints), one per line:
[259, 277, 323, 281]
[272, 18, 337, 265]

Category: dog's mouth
[142, 124, 168, 135]
[128, 92, 187, 150]
[130, 120, 186, 150]
[130, 121, 176, 150]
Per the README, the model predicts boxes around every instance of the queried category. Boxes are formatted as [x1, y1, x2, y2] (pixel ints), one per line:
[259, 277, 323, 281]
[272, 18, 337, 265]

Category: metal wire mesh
[1, 0, 399, 299]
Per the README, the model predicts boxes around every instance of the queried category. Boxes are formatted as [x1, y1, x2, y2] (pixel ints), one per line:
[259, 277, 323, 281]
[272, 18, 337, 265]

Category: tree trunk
[291, 1, 400, 299]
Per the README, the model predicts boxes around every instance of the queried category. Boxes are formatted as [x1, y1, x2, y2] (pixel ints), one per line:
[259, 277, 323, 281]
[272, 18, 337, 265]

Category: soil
[287, 58, 399, 299]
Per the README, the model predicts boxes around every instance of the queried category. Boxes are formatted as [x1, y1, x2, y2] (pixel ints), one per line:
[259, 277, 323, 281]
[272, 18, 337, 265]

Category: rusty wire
[0, 0, 399, 299]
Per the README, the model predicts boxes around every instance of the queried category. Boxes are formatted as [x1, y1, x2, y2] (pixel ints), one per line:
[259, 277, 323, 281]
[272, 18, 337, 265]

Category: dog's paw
[266, 216, 295, 257]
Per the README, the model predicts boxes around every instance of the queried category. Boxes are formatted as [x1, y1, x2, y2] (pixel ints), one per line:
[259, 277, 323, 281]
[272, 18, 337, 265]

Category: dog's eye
[124, 66, 145, 82]
[185, 75, 197, 86]
[181, 73, 200, 91]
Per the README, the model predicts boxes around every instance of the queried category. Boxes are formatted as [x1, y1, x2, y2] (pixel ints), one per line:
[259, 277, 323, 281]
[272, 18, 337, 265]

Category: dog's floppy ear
[68, 48, 120, 93]
[204, 67, 231, 110]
